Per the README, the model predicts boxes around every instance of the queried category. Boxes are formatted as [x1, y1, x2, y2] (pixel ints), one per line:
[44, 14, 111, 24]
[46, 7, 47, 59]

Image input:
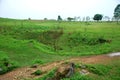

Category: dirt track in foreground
[0, 53, 120, 80]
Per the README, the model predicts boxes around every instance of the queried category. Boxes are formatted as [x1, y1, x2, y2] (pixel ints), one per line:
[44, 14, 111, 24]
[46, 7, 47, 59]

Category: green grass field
[0, 18, 120, 79]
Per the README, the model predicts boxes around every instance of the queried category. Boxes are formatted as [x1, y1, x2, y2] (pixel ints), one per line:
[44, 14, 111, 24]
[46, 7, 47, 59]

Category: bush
[67, 32, 109, 46]
[32, 70, 42, 75]
[0, 59, 18, 75]
[32, 59, 44, 64]
[0, 51, 18, 75]
[88, 66, 103, 75]
[37, 68, 56, 80]
[62, 72, 92, 80]
[87, 64, 111, 75]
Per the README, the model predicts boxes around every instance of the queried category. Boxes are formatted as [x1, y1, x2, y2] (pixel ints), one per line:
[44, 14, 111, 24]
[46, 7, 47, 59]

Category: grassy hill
[0, 18, 120, 66]
[0, 18, 120, 80]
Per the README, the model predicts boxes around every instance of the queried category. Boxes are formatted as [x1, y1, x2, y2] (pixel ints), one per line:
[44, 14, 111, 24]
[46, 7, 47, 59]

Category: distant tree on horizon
[93, 14, 103, 21]
[67, 17, 74, 21]
[77, 16, 81, 21]
[86, 16, 90, 22]
[57, 15, 62, 21]
[104, 16, 110, 21]
[114, 4, 120, 23]
[44, 18, 47, 20]
[28, 18, 31, 20]
[82, 17, 85, 22]
[111, 16, 116, 21]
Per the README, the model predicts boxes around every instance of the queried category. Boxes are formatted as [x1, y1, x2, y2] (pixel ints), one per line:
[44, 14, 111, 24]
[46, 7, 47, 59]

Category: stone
[0, 67, 3, 74]
[54, 63, 75, 80]
[80, 69, 89, 75]
[0, 67, 3, 72]
[30, 64, 38, 68]
[80, 65, 87, 69]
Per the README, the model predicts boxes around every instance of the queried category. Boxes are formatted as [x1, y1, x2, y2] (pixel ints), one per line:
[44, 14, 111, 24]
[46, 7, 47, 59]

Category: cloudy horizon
[0, 0, 120, 19]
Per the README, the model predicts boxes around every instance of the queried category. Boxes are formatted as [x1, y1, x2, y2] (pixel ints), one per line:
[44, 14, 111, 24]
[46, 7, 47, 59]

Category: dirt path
[0, 53, 120, 80]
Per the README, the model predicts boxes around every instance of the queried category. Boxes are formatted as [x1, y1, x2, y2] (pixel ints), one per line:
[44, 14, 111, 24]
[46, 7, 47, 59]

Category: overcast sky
[0, 0, 120, 19]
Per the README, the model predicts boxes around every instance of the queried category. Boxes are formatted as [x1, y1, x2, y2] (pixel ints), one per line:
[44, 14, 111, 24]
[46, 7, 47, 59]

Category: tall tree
[114, 4, 120, 23]
[93, 14, 103, 21]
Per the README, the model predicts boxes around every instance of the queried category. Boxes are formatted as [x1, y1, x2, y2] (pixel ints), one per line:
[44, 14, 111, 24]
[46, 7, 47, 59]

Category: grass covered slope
[0, 18, 120, 67]
[0, 18, 68, 67]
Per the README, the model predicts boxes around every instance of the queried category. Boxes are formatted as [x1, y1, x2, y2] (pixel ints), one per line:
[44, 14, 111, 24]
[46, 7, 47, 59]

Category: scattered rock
[26, 68, 31, 72]
[0, 67, 3, 72]
[80, 65, 87, 69]
[30, 64, 38, 68]
[7, 64, 12, 68]
[54, 63, 75, 80]
[80, 69, 89, 75]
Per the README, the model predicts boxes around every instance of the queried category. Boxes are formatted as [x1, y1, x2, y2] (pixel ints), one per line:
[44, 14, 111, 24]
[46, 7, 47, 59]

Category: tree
[86, 16, 90, 22]
[104, 16, 110, 21]
[57, 15, 62, 21]
[73, 16, 77, 21]
[82, 17, 85, 22]
[67, 17, 74, 21]
[28, 18, 31, 20]
[44, 18, 47, 20]
[114, 4, 120, 23]
[77, 16, 81, 21]
[93, 14, 103, 21]
[111, 17, 115, 21]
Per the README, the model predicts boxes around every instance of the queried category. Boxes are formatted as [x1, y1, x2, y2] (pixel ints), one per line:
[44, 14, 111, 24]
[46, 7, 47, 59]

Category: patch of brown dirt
[0, 54, 120, 80]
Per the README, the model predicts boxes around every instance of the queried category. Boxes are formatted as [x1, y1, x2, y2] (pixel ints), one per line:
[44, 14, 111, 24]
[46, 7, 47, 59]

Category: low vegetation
[0, 51, 18, 74]
[37, 68, 56, 80]
[0, 18, 120, 79]
[32, 70, 42, 76]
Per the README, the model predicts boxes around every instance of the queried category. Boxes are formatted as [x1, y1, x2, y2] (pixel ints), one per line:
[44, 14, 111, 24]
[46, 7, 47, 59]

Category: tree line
[28, 4, 120, 22]
[57, 4, 120, 22]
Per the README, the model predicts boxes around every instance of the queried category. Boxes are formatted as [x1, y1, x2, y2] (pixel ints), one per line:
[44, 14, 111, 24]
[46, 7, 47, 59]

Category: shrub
[0, 51, 18, 75]
[32, 70, 42, 75]
[37, 68, 56, 80]
[32, 59, 44, 64]
[62, 72, 92, 80]
[67, 32, 109, 46]
[87, 64, 111, 75]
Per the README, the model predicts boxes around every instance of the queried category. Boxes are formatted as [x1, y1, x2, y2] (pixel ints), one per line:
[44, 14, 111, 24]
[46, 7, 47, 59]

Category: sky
[0, 0, 120, 19]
